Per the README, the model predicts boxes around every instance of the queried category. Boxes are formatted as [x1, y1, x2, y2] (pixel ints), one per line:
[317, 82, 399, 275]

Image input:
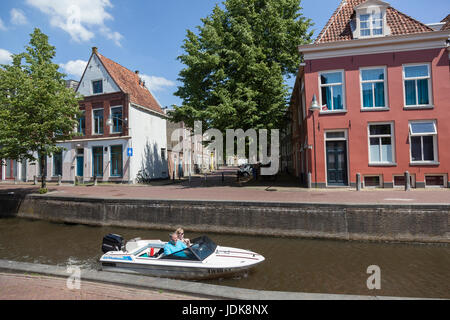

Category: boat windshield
[189, 236, 217, 260]
[161, 236, 217, 261]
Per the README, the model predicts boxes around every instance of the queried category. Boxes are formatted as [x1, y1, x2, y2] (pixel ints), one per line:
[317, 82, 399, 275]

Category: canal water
[0, 218, 448, 299]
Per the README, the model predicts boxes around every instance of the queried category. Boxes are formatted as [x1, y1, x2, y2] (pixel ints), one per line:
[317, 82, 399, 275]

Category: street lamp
[309, 94, 320, 188]
[106, 115, 128, 129]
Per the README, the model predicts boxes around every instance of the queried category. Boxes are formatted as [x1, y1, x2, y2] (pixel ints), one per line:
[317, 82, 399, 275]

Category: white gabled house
[24, 47, 168, 184]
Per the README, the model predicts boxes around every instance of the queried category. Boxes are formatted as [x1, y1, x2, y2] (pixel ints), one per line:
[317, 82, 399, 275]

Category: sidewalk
[0, 181, 448, 205]
[0, 272, 204, 300]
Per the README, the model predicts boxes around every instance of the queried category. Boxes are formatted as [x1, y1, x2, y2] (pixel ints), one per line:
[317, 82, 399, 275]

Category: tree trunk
[40, 154, 47, 190]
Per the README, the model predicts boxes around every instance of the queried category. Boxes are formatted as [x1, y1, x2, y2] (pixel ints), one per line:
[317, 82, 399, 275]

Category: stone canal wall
[0, 194, 449, 243]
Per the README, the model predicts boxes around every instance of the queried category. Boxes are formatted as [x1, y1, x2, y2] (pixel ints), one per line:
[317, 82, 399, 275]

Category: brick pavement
[0, 181, 448, 205]
[0, 273, 205, 300]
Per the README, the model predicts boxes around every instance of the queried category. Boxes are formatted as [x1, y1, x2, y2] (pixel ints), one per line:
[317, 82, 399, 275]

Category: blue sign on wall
[127, 148, 133, 157]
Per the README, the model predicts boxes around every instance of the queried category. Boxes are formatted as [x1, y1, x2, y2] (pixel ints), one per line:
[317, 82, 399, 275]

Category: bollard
[307, 172, 312, 189]
[405, 171, 411, 191]
[237, 171, 240, 182]
[356, 173, 361, 191]
[33, 175, 37, 185]
[57, 175, 62, 186]
[172, 171, 175, 182]
[222, 172, 224, 184]
[93, 175, 98, 186]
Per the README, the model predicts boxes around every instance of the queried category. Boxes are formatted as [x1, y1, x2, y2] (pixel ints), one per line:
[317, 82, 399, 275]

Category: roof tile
[96, 52, 164, 115]
[316, 0, 434, 44]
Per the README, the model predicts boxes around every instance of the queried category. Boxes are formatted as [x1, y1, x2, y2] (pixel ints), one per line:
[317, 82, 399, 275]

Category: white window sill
[369, 163, 397, 167]
[320, 110, 347, 115]
[410, 161, 440, 166]
[361, 107, 390, 112]
[403, 105, 434, 110]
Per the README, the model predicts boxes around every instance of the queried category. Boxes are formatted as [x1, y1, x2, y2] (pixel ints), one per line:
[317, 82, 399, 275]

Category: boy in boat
[164, 232, 188, 257]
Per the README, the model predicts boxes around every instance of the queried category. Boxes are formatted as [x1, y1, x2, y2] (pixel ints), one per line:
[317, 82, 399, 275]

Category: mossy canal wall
[0, 193, 448, 243]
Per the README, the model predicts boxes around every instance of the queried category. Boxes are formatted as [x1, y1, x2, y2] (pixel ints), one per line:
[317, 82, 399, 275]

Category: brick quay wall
[0, 194, 448, 243]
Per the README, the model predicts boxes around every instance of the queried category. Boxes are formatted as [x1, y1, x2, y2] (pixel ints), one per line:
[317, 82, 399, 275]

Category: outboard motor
[102, 234, 124, 253]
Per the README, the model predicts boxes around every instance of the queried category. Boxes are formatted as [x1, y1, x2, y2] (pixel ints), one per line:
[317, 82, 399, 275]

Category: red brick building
[289, 0, 450, 188]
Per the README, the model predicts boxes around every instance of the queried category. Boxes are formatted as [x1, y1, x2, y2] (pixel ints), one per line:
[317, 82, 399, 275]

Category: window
[360, 12, 383, 37]
[425, 175, 445, 188]
[326, 131, 346, 140]
[92, 80, 103, 94]
[161, 148, 166, 161]
[393, 174, 416, 188]
[93, 109, 104, 135]
[78, 111, 85, 135]
[364, 176, 381, 188]
[110, 107, 123, 133]
[110, 145, 123, 177]
[368, 123, 394, 164]
[403, 65, 431, 107]
[409, 121, 437, 163]
[361, 68, 387, 108]
[92, 147, 103, 177]
[319, 71, 345, 112]
[53, 152, 63, 177]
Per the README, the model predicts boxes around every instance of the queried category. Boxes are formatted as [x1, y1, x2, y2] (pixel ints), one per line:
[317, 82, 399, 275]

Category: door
[77, 156, 84, 177]
[326, 141, 348, 186]
[5, 160, 16, 180]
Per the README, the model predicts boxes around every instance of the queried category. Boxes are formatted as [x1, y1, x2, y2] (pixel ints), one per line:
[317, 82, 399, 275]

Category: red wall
[79, 92, 129, 140]
[303, 48, 450, 186]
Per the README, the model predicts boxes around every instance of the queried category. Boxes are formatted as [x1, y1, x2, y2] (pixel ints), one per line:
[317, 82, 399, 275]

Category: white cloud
[26, 0, 123, 46]
[10, 8, 28, 25]
[0, 18, 7, 31]
[0, 49, 13, 65]
[140, 74, 176, 92]
[59, 59, 88, 78]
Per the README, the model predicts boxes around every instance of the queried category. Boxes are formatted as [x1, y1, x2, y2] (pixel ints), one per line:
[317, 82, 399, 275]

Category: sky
[0, 0, 448, 109]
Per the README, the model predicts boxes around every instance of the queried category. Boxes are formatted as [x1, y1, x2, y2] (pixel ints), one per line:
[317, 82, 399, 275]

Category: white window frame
[393, 174, 416, 188]
[92, 108, 104, 135]
[424, 174, 448, 188]
[360, 66, 389, 110]
[110, 106, 123, 134]
[367, 122, 396, 165]
[402, 63, 433, 109]
[359, 12, 384, 38]
[363, 175, 383, 188]
[318, 70, 346, 114]
[408, 120, 438, 165]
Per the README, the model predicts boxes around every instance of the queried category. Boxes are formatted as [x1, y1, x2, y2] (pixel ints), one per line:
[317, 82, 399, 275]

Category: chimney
[92, 47, 98, 54]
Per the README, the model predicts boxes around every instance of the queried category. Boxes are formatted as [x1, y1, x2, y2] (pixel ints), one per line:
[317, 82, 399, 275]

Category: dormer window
[353, 0, 391, 39]
[360, 12, 384, 37]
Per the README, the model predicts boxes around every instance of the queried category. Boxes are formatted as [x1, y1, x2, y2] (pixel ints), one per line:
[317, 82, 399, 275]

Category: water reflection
[0, 218, 448, 298]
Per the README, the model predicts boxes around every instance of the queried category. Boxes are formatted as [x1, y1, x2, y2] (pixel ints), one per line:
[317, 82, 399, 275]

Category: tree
[169, 0, 313, 135]
[0, 28, 82, 191]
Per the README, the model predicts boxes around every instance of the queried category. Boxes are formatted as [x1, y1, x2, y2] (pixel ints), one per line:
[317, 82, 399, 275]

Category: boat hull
[100, 261, 258, 280]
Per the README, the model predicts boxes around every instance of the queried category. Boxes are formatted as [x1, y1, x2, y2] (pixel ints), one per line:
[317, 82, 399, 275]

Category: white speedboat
[99, 234, 265, 280]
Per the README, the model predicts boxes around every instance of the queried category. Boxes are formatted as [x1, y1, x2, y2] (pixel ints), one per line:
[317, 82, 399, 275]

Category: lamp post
[309, 94, 321, 188]
[106, 115, 128, 131]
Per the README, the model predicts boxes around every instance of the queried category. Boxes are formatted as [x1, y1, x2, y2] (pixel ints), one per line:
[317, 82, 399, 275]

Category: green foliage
[0, 28, 82, 188]
[169, 0, 313, 133]
[39, 187, 48, 194]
